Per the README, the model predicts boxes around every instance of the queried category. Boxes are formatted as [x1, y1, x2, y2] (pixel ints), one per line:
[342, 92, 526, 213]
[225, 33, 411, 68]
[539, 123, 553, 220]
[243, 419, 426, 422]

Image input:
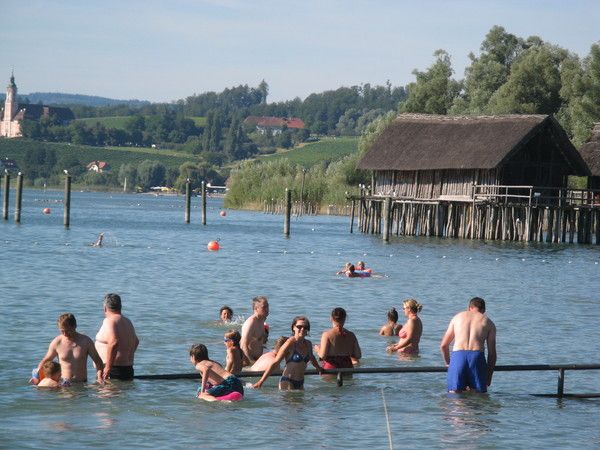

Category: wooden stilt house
[579, 123, 600, 190]
[351, 114, 598, 243]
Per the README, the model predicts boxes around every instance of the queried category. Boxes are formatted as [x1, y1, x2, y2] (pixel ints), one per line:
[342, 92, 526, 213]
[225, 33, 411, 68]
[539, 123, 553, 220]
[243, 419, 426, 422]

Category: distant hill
[0, 92, 151, 107]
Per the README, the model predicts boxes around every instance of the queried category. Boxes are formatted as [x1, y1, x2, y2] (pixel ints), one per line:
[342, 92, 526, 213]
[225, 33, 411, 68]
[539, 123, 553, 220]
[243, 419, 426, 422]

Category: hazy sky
[2, 0, 599, 103]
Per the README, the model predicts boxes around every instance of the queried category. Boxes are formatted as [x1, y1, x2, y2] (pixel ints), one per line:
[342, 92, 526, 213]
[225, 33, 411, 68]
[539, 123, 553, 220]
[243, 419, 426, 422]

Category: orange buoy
[220, 210, 227, 217]
[43, 207, 51, 214]
[207, 240, 220, 251]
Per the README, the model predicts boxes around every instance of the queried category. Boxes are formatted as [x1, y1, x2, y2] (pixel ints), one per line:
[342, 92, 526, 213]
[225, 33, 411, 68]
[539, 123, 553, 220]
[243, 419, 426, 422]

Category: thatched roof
[578, 123, 600, 177]
[358, 113, 589, 174]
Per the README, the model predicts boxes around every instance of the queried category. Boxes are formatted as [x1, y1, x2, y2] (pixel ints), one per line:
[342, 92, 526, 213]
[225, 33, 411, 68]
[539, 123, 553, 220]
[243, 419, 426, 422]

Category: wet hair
[331, 307, 347, 325]
[273, 336, 288, 352]
[104, 293, 122, 312]
[189, 343, 209, 362]
[220, 305, 233, 315]
[356, 261, 365, 269]
[252, 296, 268, 310]
[469, 297, 486, 313]
[403, 299, 423, 314]
[42, 360, 61, 378]
[224, 330, 241, 346]
[291, 315, 311, 332]
[387, 308, 398, 323]
[57, 313, 76, 330]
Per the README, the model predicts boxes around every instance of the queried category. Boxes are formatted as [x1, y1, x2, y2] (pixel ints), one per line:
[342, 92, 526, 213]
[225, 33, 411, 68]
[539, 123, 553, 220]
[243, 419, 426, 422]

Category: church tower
[3, 73, 18, 122]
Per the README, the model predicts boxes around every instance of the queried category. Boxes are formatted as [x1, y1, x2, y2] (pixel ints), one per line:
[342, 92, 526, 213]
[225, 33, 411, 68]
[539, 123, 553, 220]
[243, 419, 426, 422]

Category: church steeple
[4, 72, 18, 122]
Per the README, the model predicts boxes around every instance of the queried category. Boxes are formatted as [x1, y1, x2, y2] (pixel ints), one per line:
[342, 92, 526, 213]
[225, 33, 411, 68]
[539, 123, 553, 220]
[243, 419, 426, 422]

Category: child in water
[336, 262, 352, 275]
[190, 343, 244, 401]
[36, 361, 62, 388]
[356, 261, 366, 270]
[224, 330, 243, 376]
[379, 307, 403, 336]
[219, 306, 233, 323]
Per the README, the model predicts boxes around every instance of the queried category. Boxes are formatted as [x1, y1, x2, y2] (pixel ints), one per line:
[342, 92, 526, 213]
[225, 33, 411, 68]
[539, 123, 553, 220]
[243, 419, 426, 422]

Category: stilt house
[358, 114, 589, 201]
[579, 123, 600, 190]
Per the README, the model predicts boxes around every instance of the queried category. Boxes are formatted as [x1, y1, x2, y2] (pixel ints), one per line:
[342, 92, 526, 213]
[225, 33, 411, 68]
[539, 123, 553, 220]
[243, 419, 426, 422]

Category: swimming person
[224, 330, 243, 376]
[315, 307, 361, 371]
[95, 293, 139, 381]
[91, 233, 104, 247]
[219, 306, 233, 323]
[249, 336, 288, 372]
[386, 299, 423, 356]
[336, 262, 352, 275]
[32, 313, 104, 384]
[36, 361, 63, 388]
[240, 296, 269, 366]
[440, 297, 497, 393]
[190, 343, 244, 401]
[379, 307, 403, 336]
[253, 316, 321, 390]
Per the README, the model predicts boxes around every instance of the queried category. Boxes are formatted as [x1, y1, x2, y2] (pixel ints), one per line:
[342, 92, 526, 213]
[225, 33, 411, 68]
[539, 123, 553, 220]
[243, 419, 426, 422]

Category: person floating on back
[190, 343, 244, 401]
[440, 297, 497, 393]
[31, 313, 104, 385]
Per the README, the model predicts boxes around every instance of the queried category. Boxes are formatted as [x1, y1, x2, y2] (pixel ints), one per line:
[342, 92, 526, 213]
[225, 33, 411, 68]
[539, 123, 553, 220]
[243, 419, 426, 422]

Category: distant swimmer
[336, 262, 352, 275]
[91, 233, 104, 247]
[219, 305, 234, 323]
[440, 297, 497, 393]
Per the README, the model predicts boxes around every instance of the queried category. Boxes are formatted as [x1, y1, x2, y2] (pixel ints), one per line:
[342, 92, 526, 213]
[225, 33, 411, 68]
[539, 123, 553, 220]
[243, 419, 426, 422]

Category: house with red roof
[244, 116, 305, 135]
[86, 161, 110, 173]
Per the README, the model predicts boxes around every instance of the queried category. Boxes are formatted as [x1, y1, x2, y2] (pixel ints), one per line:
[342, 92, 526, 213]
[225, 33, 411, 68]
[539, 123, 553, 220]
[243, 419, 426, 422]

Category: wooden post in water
[284, 188, 291, 236]
[349, 196, 355, 234]
[300, 168, 306, 217]
[382, 197, 391, 242]
[14, 173, 23, 224]
[557, 368, 565, 398]
[184, 179, 191, 224]
[63, 174, 71, 228]
[2, 172, 9, 221]
[201, 181, 207, 226]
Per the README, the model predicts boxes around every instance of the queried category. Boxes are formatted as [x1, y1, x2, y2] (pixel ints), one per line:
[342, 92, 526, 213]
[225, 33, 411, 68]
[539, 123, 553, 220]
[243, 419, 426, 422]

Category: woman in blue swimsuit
[253, 316, 322, 390]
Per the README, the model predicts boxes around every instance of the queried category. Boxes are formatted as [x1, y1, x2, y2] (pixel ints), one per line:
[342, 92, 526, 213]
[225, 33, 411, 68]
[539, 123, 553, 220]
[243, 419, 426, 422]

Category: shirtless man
[240, 296, 269, 366]
[95, 293, 139, 381]
[440, 297, 497, 393]
[34, 313, 104, 384]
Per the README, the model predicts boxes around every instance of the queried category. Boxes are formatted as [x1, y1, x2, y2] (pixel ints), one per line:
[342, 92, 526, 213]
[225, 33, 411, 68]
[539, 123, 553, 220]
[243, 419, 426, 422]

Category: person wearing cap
[240, 296, 269, 366]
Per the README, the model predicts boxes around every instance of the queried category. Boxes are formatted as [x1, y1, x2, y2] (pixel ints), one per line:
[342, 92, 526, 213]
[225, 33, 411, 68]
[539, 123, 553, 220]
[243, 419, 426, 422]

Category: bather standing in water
[386, 299, 423, 356]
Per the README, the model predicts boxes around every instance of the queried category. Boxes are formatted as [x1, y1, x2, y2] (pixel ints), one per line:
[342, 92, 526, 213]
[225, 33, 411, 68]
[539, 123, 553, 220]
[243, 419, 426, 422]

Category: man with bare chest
[95, 293, 139, 381]
[34, 313, 104, 383]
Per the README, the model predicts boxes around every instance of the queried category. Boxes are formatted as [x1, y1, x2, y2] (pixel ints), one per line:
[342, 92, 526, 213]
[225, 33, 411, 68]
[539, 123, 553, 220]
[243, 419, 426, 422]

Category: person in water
[355, 261, 366, 270]
[386, 299, 423, 356]
[440, 297, 497, 393]
[240, 296, 269, 366]
[315, 307, 361, 372]
[253, 316, 321, 390]
[336, 262, 352, 275]
[379, 307, 403, 336]
[190, 343, 244, 401]
[224, 330, 243, 376]
[32, 313, 104, 384]
[249, 336, 288, 372]
[91, 233, 104, 247]
[219, 306, 233, 323]
[36, 361, 63, 388]
[95, 293, 139, 381]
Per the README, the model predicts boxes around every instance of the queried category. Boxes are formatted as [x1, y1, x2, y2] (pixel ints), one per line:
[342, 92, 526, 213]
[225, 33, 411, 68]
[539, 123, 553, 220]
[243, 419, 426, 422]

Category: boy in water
[37, 361, 62, 388]
[224, 330, 243, 376]
[33, 313, 104, 384]
[219, 306, 233, 323]
[190, 343, 244, 401]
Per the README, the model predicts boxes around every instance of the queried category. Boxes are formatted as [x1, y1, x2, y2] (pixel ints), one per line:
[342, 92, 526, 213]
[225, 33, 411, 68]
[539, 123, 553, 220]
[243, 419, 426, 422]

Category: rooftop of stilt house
[579, 123, 600, 177]
[358, 113, 589, 175]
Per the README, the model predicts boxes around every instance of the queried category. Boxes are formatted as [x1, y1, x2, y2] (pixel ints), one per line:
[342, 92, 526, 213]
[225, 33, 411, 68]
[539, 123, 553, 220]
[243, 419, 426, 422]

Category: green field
[258, 136, 359, 167]
[0, 138, 196, 171]
[75, 116, 207, 129]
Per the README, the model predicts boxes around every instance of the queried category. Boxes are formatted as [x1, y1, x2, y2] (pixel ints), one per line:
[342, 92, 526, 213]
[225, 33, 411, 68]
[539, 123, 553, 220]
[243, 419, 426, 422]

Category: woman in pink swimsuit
[386, 299, 423, 356]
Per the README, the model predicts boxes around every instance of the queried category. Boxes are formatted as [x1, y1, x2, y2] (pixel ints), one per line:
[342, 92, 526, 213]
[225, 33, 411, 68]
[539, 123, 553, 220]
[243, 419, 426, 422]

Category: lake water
[1, 190, 599, 449]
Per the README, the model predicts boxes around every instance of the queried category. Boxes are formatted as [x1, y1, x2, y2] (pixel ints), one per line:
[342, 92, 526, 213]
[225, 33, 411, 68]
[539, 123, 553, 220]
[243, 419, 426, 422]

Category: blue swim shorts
[205, 375, 244, 397]
[447, 350, 488, 393]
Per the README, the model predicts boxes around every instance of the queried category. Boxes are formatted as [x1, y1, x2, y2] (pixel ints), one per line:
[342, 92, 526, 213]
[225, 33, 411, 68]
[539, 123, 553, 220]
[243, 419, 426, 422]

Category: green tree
[137, 160, 166, 190]
[118, 163, 138, 190]
[401, 50, 462, 114]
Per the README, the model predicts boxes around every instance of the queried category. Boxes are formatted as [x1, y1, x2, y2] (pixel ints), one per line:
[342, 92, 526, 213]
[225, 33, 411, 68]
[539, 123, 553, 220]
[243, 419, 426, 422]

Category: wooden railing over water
[134, 363, 600, 398]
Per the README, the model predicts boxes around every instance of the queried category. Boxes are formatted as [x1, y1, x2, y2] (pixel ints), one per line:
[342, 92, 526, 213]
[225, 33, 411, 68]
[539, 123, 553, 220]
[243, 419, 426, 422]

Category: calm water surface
[1, 190, 599, 449]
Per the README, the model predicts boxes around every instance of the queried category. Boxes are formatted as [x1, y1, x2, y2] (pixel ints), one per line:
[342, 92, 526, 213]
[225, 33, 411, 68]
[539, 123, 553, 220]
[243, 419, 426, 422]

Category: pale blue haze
[1, 0, 599, 102]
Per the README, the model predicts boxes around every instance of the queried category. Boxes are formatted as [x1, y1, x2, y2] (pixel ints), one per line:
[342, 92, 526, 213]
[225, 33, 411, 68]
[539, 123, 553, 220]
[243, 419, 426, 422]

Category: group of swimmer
[336, 260, 374, 278]
[31, 292, 496, 401]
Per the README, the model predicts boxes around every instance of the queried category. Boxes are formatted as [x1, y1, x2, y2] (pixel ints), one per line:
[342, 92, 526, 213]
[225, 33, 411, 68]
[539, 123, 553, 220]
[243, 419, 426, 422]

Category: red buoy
[43, 207, 51, 214]
[220, 211, 227, 217]
[207, 240, 220, 251]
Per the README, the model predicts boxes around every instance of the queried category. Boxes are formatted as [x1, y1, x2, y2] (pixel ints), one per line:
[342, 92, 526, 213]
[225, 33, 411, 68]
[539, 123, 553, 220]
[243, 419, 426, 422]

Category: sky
[2, 0, 599, 104]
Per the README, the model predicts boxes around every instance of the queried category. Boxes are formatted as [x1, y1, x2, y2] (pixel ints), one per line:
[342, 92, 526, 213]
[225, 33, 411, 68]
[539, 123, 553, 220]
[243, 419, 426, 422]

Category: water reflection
[440, 393, 502, 446]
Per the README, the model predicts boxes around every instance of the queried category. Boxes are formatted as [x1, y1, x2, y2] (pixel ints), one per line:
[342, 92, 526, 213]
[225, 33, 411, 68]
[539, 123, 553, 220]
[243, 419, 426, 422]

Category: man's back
[451, 310, 493, 351]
